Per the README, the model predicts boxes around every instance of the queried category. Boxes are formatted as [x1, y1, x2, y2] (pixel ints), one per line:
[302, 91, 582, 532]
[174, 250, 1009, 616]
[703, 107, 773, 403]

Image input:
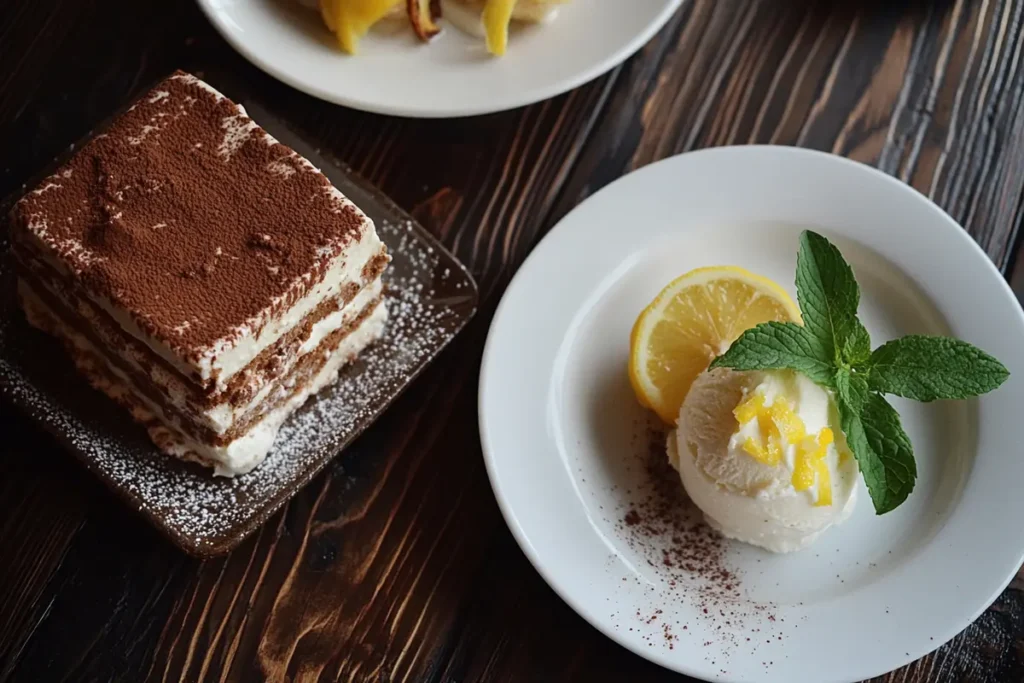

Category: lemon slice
[628, 266, 801, 424]
[321, 0, 403, 54]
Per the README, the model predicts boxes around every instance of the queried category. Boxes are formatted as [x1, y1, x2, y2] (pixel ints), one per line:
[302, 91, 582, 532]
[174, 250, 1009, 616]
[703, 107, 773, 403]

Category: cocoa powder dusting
[611, 420, 781, 662]
[11, 71, 370, 358]
[616, 424, 739, 603]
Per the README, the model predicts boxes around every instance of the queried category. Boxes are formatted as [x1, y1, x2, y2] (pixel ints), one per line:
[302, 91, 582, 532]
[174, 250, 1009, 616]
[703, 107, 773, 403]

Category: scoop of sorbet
[669, 367, 859, 553]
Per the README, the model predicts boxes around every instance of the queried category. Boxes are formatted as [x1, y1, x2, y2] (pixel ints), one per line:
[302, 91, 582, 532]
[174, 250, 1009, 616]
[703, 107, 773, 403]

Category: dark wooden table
[2, 1, 1024, 682]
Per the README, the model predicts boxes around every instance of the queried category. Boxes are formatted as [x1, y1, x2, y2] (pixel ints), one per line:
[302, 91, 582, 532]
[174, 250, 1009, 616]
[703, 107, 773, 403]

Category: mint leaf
[842, 319, 872, 366]
[796, 231, 861, 366]
[710, 321, 835, 387]
[866, 335, 1010, 401]
[835, 367, 870, 412]
[837, 392, 917, 515]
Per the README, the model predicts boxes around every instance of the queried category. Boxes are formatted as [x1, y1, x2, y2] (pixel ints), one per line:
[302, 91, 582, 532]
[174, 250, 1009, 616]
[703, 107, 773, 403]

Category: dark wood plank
[1, 1, 1023, 682]
[1012, 241, 1024, 302]
[0, 429, 86, 682]
[551, 0, 1024, 270]
[0, 2, 616, 682]
[438, 2, 1024, 682]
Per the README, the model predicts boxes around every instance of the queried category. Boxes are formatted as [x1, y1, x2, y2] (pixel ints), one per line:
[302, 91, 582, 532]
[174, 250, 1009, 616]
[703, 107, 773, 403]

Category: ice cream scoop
[669, 367, 859, 553]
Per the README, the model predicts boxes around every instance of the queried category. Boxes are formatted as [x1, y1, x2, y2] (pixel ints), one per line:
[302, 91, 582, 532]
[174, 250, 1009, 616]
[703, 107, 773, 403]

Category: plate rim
[194, 0, 685, 118]
[478, 145, 1024, 681]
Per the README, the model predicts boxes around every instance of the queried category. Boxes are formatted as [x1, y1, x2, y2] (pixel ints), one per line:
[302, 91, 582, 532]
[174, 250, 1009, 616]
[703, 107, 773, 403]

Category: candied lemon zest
[793, 428, 834, 506]
[771, 399, 806, 443]
[734, 393, 765, 425]
[734, 393, 786, 466]
[735, 393, 835, 506]
[741, 437, 769, 463]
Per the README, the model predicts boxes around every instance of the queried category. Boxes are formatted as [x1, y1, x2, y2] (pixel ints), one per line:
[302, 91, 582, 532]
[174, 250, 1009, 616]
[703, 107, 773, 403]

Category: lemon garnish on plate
[321, 0, 403, 54]
[628, 266, 801, 424]
[482, 0, 516, 55]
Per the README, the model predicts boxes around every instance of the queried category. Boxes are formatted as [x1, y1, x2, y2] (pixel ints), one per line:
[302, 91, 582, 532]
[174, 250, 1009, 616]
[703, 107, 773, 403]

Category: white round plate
[479, 146, 1024, 682]
[196, 0, 683, 117]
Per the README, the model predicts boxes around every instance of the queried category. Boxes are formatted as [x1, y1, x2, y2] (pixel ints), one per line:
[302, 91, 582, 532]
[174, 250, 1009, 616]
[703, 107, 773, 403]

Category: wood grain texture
[1013, 240, 1024, 301]
[0, 1, 1022, 682]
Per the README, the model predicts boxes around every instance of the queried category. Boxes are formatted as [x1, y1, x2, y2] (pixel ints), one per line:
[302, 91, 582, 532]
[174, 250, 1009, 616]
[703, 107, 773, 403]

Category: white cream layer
[20, 278, 388, 476]
[19, 225, 382, 389]
[203, 277, 384, 432]
[200, 236, 382, 387]
[24, 251, 383, 435]
[159, 301, 388, 476]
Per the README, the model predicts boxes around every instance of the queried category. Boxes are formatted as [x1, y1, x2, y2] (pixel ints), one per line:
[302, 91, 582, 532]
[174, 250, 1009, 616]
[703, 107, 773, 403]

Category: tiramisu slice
[9, 71, 390, 476]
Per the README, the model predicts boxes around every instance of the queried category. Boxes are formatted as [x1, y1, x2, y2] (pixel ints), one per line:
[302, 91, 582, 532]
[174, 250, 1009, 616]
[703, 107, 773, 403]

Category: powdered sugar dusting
[266, 161, 296, 178]
[171, 72, 226, 101]
[0, 219, 476, 555]
[219, 114, 260, 159]
[31, 182, 62, 196]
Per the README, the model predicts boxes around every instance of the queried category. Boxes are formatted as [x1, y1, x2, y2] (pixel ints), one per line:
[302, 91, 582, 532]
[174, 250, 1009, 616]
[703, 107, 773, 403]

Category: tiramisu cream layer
[9, 71, 390, 476]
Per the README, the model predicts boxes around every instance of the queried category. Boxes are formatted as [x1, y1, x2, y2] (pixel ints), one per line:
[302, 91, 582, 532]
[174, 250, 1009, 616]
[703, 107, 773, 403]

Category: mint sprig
[865, 336, 1009, 402]
[711, 321, 835, 387]
[839, 392, 917, 514]
[710, 230, 1010, 515]
[795, 231, 863, 367]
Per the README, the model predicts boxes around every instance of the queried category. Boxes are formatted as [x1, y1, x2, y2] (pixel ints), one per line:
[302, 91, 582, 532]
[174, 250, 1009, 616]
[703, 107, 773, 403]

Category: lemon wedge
[482, 0, 516, 55]
[321, 0, 403, 54]
[628, 266, 800, 424]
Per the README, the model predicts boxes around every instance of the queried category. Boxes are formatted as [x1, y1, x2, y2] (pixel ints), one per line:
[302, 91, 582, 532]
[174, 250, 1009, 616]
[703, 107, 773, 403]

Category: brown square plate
[0, 78, 479, 558]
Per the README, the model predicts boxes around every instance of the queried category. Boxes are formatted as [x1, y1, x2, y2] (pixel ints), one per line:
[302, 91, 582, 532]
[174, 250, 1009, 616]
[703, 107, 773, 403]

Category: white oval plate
[196, 0, 683, 118]
[479, 146, 1024, 682]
